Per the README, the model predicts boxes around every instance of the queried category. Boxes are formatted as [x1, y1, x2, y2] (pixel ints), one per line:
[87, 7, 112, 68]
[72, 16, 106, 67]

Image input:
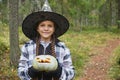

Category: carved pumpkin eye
[46, 58, 50, 60]
[38, 61, 41, 63]
[36, 57, 40, 60]
[44, 58, 50, 63]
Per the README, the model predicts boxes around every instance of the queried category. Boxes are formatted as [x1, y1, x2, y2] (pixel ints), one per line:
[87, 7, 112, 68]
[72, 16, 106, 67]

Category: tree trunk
[18, 0, 25, 26]
[111, 0, 117, 26]
[9, 0, 20, 67]
[99, 0, 110, 29]
[117, 0, 120, 29]
[31, 0, 41, 12]
[109, 0, 112, 26]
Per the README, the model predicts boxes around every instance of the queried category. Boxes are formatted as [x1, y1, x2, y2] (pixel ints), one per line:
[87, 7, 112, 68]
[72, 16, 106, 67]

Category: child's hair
[35, 35, 56, 57]
[36, 35, 40, 56]
[51, 35, 56, 57]
[35, 20, 57, 57]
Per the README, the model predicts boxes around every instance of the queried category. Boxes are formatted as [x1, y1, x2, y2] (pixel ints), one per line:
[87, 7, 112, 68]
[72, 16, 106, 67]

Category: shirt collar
[40, 40, 51, 48]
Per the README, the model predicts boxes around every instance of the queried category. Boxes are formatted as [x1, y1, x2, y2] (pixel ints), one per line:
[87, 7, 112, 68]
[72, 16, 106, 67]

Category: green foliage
[81, 26, 120, 34]
[0, 22, 9, 45]
[109, 46, 120, 79]
[19, 0, 32, 18]
[68, 7, 77, 17]
[117, 20, 120, 24]
[19, 27, 29, 45]
[0, 0, 9, 23]
[1, 0, 117, 28]
[0, 41, 7, 55]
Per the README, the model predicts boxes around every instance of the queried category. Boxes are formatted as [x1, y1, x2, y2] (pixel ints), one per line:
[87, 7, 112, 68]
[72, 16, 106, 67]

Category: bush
[110, 46, 120, 79]
[0, 41, 8, 55]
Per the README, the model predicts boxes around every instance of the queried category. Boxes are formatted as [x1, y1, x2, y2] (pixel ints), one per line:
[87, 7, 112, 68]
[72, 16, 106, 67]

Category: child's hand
[43, 60, 62, 78]
[28, 66, 42, 78]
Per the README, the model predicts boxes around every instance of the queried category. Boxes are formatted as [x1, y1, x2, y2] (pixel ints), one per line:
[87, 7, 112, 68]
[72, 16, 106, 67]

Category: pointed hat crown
[41, 0, 52, 12]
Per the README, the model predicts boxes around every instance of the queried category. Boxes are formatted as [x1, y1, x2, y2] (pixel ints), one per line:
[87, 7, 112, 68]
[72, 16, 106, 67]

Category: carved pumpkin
[32, 55, 58, 71]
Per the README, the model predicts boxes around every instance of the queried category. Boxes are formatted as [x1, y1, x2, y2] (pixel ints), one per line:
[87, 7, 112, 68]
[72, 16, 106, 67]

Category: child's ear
[37, 29, 38, 32]
[36, 28, 39, 32]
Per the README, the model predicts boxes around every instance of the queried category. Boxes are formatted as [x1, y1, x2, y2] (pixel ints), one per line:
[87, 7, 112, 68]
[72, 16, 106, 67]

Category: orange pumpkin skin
[32, 55, 58, 71]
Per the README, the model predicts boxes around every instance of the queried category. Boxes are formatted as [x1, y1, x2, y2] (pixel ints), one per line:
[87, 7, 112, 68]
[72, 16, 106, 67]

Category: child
[18, 1, 75, 80]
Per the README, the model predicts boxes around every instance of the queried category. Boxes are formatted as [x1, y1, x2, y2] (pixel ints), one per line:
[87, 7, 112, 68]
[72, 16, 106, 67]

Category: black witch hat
[22, 0, 69, 40]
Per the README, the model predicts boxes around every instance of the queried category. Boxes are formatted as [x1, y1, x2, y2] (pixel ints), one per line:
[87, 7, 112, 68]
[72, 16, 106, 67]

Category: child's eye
[40, 24, 45, 27]
[48, 25, 53, 28]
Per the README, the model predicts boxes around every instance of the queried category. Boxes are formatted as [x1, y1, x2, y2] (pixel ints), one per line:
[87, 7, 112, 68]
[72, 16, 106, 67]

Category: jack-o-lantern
[32, 55, 58, 71]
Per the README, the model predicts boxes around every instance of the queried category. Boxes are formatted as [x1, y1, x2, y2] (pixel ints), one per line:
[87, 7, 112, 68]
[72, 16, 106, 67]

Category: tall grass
[109, 46, 120, 80]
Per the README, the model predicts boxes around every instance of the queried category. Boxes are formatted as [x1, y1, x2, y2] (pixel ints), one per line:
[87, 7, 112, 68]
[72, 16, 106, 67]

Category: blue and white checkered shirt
[18, 40, 75, 80]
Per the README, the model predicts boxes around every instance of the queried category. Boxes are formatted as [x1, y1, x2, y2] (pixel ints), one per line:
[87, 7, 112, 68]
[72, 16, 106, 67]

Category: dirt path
[80, 39, 120, 80]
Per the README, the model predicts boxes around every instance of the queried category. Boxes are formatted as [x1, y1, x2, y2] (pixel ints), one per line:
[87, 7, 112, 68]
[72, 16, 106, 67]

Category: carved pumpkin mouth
[36, 57, 50, 63]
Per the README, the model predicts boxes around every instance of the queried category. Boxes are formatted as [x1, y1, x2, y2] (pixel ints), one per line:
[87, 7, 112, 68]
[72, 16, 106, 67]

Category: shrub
[110, 46, 120, 79]
[0, 41, 8, 55]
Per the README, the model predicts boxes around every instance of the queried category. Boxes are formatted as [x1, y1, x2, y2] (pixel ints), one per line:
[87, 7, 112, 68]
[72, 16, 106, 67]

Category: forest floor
[79, 39, 120, 80]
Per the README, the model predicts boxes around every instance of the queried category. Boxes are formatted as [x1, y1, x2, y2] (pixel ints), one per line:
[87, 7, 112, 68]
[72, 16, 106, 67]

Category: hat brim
[22, 11, 69, 40]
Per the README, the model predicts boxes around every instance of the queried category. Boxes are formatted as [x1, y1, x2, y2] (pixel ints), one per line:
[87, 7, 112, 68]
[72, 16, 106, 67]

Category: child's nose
[44, 26, 49, 30]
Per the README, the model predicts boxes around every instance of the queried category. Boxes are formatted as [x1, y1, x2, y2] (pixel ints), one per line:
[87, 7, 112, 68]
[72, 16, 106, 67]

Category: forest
[0, 0, 120, 80]
[1, 0, 120, 29]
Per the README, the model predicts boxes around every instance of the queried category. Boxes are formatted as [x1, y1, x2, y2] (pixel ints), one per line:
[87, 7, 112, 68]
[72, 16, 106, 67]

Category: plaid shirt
[18, 40, 75, 80]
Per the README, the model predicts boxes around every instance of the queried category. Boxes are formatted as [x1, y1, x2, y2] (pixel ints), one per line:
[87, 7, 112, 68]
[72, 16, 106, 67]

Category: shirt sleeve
[59, 45, 75, 80]
[18, 45, 32, 80]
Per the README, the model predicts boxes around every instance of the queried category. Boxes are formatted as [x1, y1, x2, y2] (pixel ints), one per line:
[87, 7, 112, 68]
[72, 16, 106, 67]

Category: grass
[60, 28, 120, 80]
[0, 22, 120, 80]
[109, 46, 120, 80]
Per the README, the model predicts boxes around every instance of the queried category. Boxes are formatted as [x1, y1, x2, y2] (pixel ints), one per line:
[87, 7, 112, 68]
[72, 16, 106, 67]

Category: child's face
[37, 20, 55, 41]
